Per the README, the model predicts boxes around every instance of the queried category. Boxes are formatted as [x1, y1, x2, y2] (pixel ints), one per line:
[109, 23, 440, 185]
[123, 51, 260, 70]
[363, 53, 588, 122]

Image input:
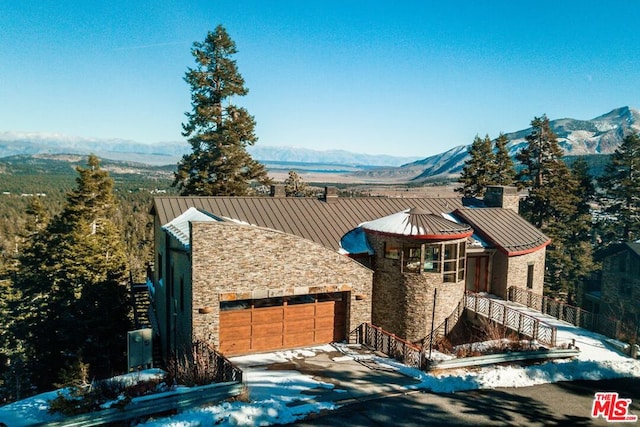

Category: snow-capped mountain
[0, 132, 419, 167]
[358, 106, 640, 181]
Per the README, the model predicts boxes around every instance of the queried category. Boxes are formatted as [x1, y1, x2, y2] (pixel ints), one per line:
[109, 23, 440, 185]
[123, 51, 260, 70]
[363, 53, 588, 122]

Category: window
[384, 243, 400, 260]
[423, 245, 440, 272]
[527, 264, 534, 289]
[220, 300, 250, 311]
[457, 243, 466, 281]
[403, 246, 422, 273]
[443, 243, 458, 282]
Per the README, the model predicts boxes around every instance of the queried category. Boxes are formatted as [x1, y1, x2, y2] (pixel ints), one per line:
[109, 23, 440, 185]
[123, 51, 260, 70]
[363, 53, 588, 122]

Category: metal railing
[465, 292, 557, 347]
[353, 322, 424, 369]
[507, 286, 620, 340]
[420, 298, 465, 353]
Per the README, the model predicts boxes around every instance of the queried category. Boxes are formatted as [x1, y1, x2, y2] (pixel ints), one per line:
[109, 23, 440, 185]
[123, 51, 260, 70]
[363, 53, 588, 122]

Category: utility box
[127, 328, 153, 372]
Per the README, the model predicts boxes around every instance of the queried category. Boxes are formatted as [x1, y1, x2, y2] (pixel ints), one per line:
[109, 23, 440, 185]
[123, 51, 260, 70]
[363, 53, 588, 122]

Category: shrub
[166, 340, 220, 387]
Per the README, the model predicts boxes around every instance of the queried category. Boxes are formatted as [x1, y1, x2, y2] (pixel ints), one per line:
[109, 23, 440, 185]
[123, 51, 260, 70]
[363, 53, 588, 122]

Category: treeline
[457, 116, 640, 339]
[0, 155, 176, 402]
[0, 157, 176, 282]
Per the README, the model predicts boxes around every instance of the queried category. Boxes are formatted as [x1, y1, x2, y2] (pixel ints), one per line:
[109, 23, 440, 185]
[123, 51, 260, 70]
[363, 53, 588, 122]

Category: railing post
[518, 312, 523, 334]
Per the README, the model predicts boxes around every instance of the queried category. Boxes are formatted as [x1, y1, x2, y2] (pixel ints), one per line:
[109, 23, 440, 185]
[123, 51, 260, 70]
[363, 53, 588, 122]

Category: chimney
[322, 186, 339, 203]
[270, 184, 286, 198]
[483, 186, 520, 213]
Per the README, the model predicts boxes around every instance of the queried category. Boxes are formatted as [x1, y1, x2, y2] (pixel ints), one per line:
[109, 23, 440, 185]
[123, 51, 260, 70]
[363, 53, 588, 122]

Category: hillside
[357, 106, 640, 182]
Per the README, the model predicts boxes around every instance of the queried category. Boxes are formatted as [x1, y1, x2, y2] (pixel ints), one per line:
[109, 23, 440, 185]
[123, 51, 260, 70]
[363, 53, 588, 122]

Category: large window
[400, 241, 466, 282]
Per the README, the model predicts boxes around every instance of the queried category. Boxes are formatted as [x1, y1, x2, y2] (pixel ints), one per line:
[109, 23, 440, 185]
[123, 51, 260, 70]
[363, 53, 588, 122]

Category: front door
[466, 256, 489, 293]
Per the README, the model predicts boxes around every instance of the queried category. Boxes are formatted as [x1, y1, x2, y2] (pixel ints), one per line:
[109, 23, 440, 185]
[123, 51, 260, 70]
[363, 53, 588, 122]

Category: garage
[219, 292, 347, 355]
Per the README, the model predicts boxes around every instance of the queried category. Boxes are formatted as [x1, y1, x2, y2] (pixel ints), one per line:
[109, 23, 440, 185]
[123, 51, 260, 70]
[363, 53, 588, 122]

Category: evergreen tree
[174, 25, 271, 196]
[492, 133, 516, 185]
[12, 155, 131, 391]
[284, 170, 309, 197]
[516, 115, 577, 229]
[516, 116, 588, 299]
[456, 135, 497, 198]
[598, 132, 640, 241]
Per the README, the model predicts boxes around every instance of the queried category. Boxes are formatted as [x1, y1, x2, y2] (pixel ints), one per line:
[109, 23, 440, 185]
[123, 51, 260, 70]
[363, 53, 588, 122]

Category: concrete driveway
[232, 343, 421, 405]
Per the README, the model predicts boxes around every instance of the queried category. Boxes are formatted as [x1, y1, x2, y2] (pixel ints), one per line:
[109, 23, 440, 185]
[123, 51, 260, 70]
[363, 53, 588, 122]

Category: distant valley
[1, 106, 638, 183]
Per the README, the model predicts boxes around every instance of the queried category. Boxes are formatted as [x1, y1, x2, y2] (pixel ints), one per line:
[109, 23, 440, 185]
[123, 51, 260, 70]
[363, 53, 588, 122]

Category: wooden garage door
[219, 293, 347, 355]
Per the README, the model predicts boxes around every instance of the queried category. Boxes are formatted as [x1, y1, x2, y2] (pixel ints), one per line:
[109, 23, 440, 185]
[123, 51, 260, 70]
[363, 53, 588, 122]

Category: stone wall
[367, 233, 466, 343]
[492, 249, 546, 298]
[189, 221, 373, 348]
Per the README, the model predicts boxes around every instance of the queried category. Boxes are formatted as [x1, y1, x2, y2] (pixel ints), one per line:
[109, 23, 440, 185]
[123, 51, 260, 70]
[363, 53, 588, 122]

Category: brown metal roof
[452, 208, 551, 255]
[152, 196, 464, 250]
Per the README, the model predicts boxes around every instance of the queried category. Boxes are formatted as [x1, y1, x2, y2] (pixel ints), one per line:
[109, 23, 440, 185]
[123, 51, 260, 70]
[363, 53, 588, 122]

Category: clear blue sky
[2, 1, 640, 157]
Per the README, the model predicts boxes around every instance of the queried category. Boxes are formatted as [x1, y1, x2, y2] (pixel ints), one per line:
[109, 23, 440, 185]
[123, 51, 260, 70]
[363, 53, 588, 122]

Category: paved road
[291, 378, 640, 426]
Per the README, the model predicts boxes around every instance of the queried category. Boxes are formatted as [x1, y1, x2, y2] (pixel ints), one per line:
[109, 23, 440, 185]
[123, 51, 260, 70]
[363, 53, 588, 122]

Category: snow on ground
[1, 315, 639, 427]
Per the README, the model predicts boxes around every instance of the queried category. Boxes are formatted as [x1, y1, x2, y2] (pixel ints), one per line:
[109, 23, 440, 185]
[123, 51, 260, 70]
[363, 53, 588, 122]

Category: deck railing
[465, 292, 557, 347]
[353, 322, 424, 369]
[507, 286, 620, 340]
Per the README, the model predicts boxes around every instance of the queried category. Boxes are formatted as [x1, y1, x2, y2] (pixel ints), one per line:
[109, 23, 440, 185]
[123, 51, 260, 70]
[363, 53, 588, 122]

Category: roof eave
[504, 239, 552, 256]
[363, 229, 474, 240]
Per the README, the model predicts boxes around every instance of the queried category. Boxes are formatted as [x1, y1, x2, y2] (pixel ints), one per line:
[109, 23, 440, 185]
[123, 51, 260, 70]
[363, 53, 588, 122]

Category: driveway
[232, 343, 422, 405]
[291, 377, 640, 426]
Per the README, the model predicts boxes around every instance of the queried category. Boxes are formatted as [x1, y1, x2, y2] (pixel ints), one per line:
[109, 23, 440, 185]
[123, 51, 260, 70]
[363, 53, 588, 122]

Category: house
[587, 242, 640, 328]
[149, 185, 550, 359]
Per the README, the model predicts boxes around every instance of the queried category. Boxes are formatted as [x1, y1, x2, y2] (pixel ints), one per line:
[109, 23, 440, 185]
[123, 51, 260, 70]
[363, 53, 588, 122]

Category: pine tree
[516, 116, 588, 299]
[456, 135, 497, 198]
[516, 115, 577, 229]
[492, 133, 516, 185]
[12, 155, 131, 391]
[598, 132, 640, 241]
[174, 25, 271, 196]
[284, 170, 309, 197]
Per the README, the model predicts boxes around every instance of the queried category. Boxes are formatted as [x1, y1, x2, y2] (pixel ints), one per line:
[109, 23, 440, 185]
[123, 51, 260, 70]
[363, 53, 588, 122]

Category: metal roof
[361, 207, 473, 239]
[152, 196, 464, 251]
[161, 207, 222, 249]
[452, 208, 551, 255]
[151, 196, 549, 255]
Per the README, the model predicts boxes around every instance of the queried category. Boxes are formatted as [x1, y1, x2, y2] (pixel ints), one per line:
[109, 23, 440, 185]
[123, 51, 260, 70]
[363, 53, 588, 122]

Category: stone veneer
[189, 221, 373, 349]
[367, 233, 467, 343]
[491, 249, 546, 298]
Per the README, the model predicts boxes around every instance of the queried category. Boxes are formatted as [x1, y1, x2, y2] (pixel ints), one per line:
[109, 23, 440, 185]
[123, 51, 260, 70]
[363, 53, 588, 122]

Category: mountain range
[0, 132, 419, 168]
[356, 106, 640, 182]
[1, 106, 638, 181]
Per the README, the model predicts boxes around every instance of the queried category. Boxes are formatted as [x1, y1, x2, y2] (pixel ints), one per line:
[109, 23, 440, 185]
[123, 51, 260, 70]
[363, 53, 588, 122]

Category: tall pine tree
[174, 25, 271, 196]
[456, 135, 497, 198]
[492, 133, 516, 185]
[598, 132, 640, 241]
[516, 115, 588, 299]
[12, 155, 131, 391]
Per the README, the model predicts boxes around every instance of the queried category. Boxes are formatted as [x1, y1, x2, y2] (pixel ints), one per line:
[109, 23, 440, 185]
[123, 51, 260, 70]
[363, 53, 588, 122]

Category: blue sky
[2, 1, 640, 157]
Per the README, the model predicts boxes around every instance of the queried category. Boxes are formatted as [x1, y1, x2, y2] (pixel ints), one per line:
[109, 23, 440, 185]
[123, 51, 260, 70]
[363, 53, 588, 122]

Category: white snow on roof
[162, 207, 221, 248]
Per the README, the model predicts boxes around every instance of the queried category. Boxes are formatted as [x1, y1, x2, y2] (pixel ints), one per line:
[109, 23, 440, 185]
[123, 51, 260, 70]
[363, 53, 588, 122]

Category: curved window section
[400, 241, 466, 282]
